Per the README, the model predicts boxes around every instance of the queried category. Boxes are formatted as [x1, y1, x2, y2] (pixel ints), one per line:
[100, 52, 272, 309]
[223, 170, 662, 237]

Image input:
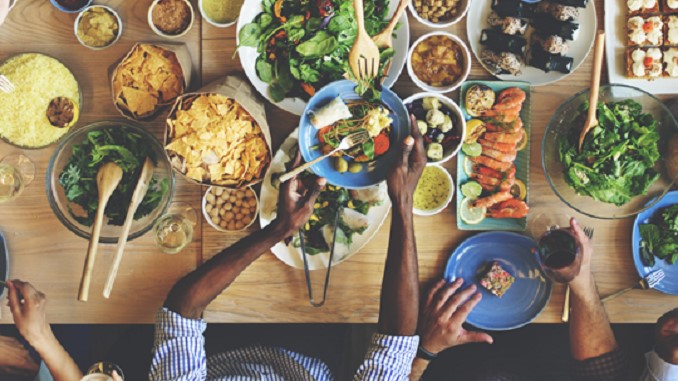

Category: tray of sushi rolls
[467, 0, 597, 85]
[605, 0, 678, 93]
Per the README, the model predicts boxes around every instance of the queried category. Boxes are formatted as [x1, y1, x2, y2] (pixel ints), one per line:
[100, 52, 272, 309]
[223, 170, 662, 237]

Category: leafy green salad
[639, 205, 678, 266]
[559, 99, 661, 206]
[59, 127, 169, 226]
[238, 0, 394, 102]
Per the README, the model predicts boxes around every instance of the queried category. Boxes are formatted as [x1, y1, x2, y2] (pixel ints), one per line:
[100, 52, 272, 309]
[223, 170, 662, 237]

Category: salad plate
[260, 129, 391, 270]
[632, 190, 678, 295]
[237, 0, 410, 115]
[444, 232, 552, 331]
[467, 0, 596, 86]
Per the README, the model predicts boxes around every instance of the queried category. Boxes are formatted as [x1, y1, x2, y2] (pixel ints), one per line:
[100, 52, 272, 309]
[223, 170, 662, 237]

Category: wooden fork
[349, 0, 381, 81]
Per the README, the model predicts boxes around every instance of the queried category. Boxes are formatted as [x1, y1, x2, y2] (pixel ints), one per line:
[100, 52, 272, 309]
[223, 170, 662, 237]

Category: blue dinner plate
[632, 190, 678, 295]
[298, 80, 411, 189]
[444, 232, 552, 331]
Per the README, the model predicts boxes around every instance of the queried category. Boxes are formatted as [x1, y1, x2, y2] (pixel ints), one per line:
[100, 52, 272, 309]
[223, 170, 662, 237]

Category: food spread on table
[412, 0, 463, 23]
[558, 99, 660, 206]
[638, 204, 678, 266]
[0, 53, 80, 148]
[410, 34, 466, 87]
[76, 6, 120, 48]
[479, 261, 515, 297]
[204, 186, 258, 231]
[406, 96, 462, 162]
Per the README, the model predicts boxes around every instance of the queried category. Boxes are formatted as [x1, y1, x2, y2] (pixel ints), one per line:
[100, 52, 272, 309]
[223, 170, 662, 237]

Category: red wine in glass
[538, 229, 581, 282]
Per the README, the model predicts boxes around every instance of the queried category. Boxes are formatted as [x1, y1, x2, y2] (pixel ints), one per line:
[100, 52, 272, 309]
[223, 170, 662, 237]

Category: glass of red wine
[529, 213, 582, 283]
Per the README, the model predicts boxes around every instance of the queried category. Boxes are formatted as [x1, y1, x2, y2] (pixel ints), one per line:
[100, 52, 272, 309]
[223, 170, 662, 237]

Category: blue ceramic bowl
[50, 0, 92, 13]
[298, 80, 411, 189]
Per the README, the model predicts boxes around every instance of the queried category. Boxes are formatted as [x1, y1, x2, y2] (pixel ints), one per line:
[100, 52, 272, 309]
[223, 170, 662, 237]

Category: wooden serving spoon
[348, 0, 381, 80]
[78, 162, 123, 302]
[372, 0, 410, 49]
[578, 30, 606, 152]
[103, 158, 154, 299]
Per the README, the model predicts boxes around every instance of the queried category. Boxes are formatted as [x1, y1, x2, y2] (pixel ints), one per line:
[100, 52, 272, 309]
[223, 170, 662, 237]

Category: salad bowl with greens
[236, 0, 410, 115]
[542, 84, 678, 219]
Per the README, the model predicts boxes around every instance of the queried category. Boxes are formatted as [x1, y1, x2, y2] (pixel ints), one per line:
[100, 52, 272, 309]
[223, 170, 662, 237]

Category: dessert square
[664, 47, 678, 76]
[665, 15, 678, 45]
[628, 0, 661, 14]
[479, 261, 515, 298]
[663, 0, 678, 12]
[627, 47, 664, 78]
[628, 16, 664, 46]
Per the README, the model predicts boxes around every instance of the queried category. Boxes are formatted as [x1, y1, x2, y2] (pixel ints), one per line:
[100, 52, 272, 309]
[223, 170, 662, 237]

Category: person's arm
[6, 280, 83, 381]
[354, 116, 427, 381]
[568, 218, 625, 381]
[409, 279, 493, 380]
[639, 308, 678, 381]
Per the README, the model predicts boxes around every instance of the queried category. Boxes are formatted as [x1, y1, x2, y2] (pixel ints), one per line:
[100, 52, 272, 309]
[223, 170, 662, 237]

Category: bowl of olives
[404, 93, 466, 164]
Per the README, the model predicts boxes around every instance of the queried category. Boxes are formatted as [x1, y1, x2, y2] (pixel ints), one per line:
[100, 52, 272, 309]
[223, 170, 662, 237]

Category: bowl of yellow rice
[413, 165, 455, 216]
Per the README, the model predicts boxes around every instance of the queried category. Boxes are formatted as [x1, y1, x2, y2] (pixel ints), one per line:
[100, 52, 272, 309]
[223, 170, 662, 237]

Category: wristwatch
[416, 346, 439, 361]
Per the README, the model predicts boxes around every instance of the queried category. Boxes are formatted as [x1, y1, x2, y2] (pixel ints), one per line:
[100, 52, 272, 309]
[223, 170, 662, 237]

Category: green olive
[348, 162, 363, 173]
[335, 157, 348, 173]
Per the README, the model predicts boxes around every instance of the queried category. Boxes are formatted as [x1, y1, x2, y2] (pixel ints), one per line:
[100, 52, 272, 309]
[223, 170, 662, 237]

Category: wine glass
[529, 213, 582, 283]
[0, 153, 35, 203]
[82, 361, 124, 381]
[152, 202, 197, 254]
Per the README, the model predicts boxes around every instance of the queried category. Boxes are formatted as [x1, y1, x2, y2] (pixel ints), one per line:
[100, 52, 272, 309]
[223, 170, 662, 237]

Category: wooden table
[0, 0, 675, 324]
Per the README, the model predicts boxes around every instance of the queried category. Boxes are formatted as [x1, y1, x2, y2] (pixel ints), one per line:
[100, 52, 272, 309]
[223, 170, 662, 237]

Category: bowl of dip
[199, 0, 243, 28]
[50, 0, 92, 13]
[413, 164, 455, 216]
[148, 0, 195, 39]
[74, 5, 122, 50]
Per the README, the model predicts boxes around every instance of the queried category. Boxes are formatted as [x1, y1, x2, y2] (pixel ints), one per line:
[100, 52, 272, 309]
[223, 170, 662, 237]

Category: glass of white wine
[0, 153, 35, 204]
[153, 202, 197, 254]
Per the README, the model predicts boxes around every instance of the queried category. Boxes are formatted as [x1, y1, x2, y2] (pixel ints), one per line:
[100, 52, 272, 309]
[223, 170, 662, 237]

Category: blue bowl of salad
[298, 80, 411, 189]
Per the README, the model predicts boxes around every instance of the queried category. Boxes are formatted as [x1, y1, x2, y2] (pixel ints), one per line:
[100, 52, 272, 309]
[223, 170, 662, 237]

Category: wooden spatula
[78, 162, 123, 302]
[103, 158, 155, 299]
[578, 30, 605, 152]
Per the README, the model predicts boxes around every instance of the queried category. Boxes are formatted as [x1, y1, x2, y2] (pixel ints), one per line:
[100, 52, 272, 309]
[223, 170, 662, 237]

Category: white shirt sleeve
[639, 351, 678, 381]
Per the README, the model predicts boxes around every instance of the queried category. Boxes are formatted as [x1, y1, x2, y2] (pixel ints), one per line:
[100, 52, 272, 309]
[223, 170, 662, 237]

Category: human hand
[112, 370, 124, 381]
[386, 114, 426, 207]
[419, 279, 493, 355]
[567, 218, 594, 291]
[655, 308, 678, 364]
[6, 280, 53, 347]
[274, 152, 326, 236]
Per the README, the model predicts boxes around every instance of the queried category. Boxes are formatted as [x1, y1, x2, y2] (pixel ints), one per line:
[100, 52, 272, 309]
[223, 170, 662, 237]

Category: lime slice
[461, 181, 483, 199]
[461, 142, 482, 157]
[463, 157, 474, 177]
[510, 179, 527, 201]
[516, 131, 528, 151]
[460, 197, 486, 225]
[464, 119, 486, 144]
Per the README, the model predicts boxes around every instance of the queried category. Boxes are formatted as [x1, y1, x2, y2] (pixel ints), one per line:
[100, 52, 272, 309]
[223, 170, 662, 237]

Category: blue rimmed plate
[444, 231, 552, 330]
[298, 80, 411, 189]
[632, 190, 678, 295]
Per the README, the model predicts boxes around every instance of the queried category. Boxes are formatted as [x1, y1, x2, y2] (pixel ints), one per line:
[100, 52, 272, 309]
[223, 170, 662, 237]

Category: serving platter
[444, 232, 552, 331]
[467, 0, 596, 86]
[236, 0, 410, 115]
[456, 80, 531, 231]
[259, 129, 391, 270]
[632, 190, 678, 295]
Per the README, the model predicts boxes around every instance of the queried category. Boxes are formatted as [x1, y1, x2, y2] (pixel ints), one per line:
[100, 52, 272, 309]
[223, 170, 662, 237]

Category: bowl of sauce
[407, 32, 471, 93]
[148, 0, 195, 38]
[199, 0, 244, 28]
[50, 0, 92, 13]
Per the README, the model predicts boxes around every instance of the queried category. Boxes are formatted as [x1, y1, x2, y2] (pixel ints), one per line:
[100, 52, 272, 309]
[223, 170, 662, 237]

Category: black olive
[434, 130, 445, 143]
[426, 128, 437, 140]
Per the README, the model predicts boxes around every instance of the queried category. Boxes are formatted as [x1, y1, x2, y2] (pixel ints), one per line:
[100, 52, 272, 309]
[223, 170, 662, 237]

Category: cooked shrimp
[474, 164, 516, 180]
[483, 130, 524, 144]
[479, 138, 517, 153]
[470, 155, 513, 172]
[487, 199, 529, 218]
[493, 87, 526, 111]
[482, 148, 517, 163]
[485, 118, 523, 133]
[473, 191, 513, 208]
[472, 173, 501, 186]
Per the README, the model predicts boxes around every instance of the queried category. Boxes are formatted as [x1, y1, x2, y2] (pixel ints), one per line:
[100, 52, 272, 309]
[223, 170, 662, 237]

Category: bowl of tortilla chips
[112, 43, 188, 120]
[165, 93, 271, 188]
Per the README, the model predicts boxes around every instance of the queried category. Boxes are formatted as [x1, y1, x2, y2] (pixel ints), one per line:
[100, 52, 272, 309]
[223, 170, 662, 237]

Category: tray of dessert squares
[606, 0, 678, 93]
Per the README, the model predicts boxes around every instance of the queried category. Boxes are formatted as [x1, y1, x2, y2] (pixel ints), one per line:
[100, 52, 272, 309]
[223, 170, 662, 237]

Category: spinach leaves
[639, 205, 678, 266]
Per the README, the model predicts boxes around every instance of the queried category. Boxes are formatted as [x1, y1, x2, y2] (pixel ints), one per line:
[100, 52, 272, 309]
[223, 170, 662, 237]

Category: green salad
[559, 99, 661, 206]
[639, 205, 678, 266]
[238, 0, 395, 102]
[59, 127, 169, 226]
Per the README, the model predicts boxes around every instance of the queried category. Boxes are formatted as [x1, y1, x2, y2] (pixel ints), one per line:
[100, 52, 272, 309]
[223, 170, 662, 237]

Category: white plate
[467, 0, 596, 86]
[237, 0, 410, 115]
[259, 129, 391, 270]
[605, 0, 677, 93]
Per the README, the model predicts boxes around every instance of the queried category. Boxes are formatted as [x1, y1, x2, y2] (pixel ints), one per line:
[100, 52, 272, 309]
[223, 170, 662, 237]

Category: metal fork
[299, 208, 340, 307]
[601, 269, 666, 303]
[0, 75, 15, 94]
[279, 130, 370, 183]
[561, 226, 594, 323]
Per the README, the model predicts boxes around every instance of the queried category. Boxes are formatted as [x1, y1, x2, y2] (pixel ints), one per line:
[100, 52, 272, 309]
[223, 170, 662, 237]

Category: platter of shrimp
[456, 81, 530, 231]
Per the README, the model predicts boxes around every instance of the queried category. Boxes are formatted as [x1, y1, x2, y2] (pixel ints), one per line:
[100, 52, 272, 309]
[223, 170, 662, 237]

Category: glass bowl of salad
[542, 84, 678, 219]
[46, 121, 175, 242]
[298, 80, 410, 189]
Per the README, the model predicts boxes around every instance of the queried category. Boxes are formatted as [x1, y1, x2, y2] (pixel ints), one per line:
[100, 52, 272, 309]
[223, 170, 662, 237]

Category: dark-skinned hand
[386, 114, 427, 205]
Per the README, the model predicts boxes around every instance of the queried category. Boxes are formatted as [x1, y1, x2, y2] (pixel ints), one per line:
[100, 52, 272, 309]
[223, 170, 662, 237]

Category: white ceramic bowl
[408, 0, 471, 28]
[407, 32, 471, 93]
[403, 92, 466, 164]
[74, 5, 123, 51]
[148, 0, 195, 39]
[198, 0, 238, 28]
[202, 186, 259, 232]
[413, 165, 455, 216]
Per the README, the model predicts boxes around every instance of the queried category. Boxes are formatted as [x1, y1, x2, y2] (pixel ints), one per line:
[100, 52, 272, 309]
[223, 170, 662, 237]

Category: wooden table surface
[0, 0, 675, 324]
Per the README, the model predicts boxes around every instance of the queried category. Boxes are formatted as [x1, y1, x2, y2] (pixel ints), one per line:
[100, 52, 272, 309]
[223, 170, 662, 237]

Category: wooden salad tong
[578, 30, 605, 152]
[348, 0, 381, 80]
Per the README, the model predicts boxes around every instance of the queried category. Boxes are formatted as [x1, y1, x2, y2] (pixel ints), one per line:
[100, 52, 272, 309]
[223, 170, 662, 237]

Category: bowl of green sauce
[199, 0, 243, 28]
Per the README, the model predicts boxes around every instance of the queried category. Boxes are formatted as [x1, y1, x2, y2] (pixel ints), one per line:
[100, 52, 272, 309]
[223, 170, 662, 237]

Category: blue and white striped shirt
[150, 308, 419, 381]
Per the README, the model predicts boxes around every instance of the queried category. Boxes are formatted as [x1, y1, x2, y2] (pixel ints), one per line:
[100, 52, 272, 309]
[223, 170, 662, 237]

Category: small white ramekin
[407, 31, 471, 93]
[408, 0, 471, 28]
[413, 165, 455, 216]
[148, 0, 195, 39]
[74, 5, 123, 50]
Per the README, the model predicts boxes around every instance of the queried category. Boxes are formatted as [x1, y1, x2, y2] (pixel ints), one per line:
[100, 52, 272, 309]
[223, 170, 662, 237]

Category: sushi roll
[487, 11, 529, 35]
[530, 43, 574, 73]
[626, 47, 663, 78]
[627, 0, 660, 15]
[480, 29, 528, 55]
[532, 16, 579, 40]
[664, 47, 678, 77]
[627, 16, 663, 46]
[534, 35, 569, 55]
[491, 0, 533, 18]
[665, 15, 678, 45]
[480, 49, 523, 75]
[551, 0, 589, 8]
[534, 2, 580, 22]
